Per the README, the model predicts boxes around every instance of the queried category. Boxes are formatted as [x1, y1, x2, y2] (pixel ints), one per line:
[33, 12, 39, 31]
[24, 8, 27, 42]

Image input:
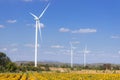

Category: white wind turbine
[83, 45, 89, 67]
[70, 42, 73, 68]
[30, 3, 50, 67]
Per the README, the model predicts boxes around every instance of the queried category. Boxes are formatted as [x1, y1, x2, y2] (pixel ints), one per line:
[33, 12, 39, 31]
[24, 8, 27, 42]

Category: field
[0, 71, 120, 80]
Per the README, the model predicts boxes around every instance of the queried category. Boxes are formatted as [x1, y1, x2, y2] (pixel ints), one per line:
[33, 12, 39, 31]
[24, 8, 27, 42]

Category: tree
[6, 62, 17, 72]
[0, 52, 11, 67]
[44, 64, 50, 71]
[0, 52, 17, 72]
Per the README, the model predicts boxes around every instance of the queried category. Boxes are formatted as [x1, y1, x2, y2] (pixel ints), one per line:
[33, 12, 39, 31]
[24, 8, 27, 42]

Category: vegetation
[1, 51, 120, 73]
[0, 52, 17, 72]
[0, 52, 51, 73]
[0, 72, 120, 80]
[1, 52, 120, 80]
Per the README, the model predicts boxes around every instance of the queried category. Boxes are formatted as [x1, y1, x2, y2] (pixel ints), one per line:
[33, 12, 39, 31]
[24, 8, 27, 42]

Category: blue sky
[0, 0, 120, 64]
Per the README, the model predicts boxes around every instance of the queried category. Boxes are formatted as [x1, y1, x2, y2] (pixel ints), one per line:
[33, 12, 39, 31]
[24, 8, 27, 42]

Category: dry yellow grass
[0, 71, 120, 80]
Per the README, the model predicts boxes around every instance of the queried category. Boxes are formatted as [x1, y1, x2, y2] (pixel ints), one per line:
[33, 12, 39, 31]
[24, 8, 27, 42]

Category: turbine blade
[38, 22, 42, 41]
[30, 12, 38, 19]
[39, 3, 50, 18]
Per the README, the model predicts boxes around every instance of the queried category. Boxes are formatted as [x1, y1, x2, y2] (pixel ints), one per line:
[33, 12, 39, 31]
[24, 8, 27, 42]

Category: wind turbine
[30, 3, 50, 67]
[70, 42, 73, 68]
[83, 45, 89, 67]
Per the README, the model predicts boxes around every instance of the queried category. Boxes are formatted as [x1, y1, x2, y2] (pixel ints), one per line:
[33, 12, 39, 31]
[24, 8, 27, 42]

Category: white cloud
[7, 20, 17, 23]
[23, 0, 32, 2]
[24, 44, 40, 48]
[0, 48, 8, 51]
[59, 28, 97, 34]
[72, 28, 97, 33]
[24, 44, 34, 48]
[51, 45, 64, 49]
[40, 23, 45, 28]
[3, 48, 7, 51]
[23, 0, 48, 2]
[118, 51, 120, 54]
[72, 46, 77, 50]
[11, 48, 18, 52]
[26, 23, 45, 28]
[59, 28, 70, 32]
[111, 35, 120, 39]
[40, 0, 49, 2]
[44, 51, 53, 54]
[26, 24, 34, 27]
[85, 50, 91, 54]
[0, 25, 5, 28]
[71, 41, 80, 44]
[78, 50, 91, 54]
[58, 49, 71, 55]
[10, 43, 18, 47]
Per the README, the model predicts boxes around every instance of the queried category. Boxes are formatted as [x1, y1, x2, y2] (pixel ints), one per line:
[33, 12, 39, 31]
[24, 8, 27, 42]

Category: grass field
[0, 71, 120, 80]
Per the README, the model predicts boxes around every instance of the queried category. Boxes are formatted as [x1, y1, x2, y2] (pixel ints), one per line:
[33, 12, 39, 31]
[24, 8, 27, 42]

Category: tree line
[0, 52, 120, 73]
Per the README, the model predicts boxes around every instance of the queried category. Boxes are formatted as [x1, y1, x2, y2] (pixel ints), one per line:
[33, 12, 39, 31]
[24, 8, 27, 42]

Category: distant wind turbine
[83, 45, 89, 67]
[30, 3, 50, 67]
[70, 42, 73, 68]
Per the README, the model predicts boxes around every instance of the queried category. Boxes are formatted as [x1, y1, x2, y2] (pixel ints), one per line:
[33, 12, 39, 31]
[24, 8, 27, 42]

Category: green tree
[0, 52, 17, 72]
[44, 64, 50, 71]
[6, 62, 17, 72]
[0, 52, 11, 67]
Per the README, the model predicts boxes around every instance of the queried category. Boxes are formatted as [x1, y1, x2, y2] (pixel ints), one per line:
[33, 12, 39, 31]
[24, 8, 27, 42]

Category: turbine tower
[83, 45, 88, 67]
[70, 42, 73, 68]
[30, 3, 50, 67]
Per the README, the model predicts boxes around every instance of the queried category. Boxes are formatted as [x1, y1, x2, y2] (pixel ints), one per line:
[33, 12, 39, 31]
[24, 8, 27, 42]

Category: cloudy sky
[0, 0, 120, 64]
